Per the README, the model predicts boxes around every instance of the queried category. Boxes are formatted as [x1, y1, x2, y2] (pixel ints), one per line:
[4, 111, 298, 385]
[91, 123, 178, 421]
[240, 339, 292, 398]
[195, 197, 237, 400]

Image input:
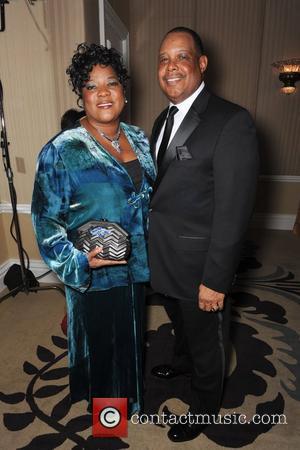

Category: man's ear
[199, 55, 208, 74]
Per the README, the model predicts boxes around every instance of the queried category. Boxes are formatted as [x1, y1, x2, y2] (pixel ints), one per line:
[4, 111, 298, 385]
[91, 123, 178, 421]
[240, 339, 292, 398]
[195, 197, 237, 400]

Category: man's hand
[87, 247, 127, 268]
[198, 284, 225, 312]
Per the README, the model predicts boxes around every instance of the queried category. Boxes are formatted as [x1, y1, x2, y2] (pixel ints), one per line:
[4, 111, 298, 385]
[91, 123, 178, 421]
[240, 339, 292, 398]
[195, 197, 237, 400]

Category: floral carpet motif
[1, 253, 299, 449]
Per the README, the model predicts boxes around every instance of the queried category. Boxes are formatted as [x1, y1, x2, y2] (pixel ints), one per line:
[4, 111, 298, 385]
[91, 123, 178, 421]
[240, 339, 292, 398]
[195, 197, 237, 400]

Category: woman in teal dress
[31, 43, 156, 415]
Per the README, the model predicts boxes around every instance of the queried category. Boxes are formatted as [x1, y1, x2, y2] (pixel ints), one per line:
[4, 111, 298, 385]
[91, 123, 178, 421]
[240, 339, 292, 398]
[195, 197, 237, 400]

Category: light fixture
[0, 0, 9, 32]
[272, 58, 300, 94]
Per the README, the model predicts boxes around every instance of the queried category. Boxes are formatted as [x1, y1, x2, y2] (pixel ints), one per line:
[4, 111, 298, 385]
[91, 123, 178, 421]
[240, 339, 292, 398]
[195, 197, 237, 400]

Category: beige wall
[45, 0, 86, 122]
[128, 0, 300, 221]
[129, 0, 300, 175]
[0, 215, 9, 264]
[0, 0, 85, 204]
[0, 0, 86, 265]
[0, 214, 40, 261]
[0, 0, 299, 269]
[0, 0, 58, 205]
[256, 180, 300, 215]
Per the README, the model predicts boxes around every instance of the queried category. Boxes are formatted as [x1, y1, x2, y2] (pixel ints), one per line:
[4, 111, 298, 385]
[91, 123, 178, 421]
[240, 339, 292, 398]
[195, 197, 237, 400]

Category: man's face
[158, 32, 207, 104]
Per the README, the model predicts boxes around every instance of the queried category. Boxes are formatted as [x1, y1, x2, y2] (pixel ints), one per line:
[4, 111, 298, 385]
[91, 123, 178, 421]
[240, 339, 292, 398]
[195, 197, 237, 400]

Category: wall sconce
[0, 0, 9, 32]
[272, 58, 300, 94]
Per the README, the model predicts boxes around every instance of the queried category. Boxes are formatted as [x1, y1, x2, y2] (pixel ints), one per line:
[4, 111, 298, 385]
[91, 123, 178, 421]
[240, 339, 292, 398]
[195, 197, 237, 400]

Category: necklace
[98, 127, 122, 153]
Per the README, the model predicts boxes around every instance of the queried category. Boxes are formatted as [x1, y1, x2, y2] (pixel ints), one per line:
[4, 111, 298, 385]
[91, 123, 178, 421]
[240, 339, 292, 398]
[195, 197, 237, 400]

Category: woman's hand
[87, 247, 127, 268]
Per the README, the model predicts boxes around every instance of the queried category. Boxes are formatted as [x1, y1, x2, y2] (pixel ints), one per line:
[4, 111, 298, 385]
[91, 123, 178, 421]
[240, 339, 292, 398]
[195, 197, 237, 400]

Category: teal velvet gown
[31, 123, 156, 416]
[68, 283, 145, 414]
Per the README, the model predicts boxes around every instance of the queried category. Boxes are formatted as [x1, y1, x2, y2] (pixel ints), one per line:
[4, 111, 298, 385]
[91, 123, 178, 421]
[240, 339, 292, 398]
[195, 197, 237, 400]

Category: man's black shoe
[151, 364, 191, 379]
[167, 423, 205, 442]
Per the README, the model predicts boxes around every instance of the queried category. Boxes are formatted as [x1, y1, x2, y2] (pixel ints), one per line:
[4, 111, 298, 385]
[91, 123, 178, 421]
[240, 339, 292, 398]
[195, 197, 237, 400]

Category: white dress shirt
[155, 82, 205, 158]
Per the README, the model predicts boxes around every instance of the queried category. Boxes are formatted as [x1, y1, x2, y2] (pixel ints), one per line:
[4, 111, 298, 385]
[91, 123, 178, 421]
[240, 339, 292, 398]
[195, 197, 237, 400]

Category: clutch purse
[74, 220, 131, 261]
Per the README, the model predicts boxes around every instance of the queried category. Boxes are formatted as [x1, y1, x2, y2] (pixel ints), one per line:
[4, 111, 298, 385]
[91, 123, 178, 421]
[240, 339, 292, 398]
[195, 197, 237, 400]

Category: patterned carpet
[1, 236, 300, 449]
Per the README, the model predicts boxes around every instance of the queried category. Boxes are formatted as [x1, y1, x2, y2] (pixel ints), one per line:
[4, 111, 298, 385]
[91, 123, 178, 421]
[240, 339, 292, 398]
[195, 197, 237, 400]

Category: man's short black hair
[166, 27, 204, 56]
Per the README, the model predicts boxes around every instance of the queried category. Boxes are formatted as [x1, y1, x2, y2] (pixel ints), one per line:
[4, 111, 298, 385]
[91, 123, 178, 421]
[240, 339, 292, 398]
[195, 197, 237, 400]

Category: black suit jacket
[148, 88, 259, 301]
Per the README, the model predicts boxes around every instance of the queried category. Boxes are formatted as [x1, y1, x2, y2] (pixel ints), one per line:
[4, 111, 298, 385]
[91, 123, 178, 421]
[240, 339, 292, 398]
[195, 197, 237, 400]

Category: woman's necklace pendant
[98, 127, 122, 153]
[111, 139, 121, 153]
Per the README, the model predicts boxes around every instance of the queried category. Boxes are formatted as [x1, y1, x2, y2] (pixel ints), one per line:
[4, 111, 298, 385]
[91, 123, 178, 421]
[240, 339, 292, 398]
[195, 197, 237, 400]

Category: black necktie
[157, 106, 178, 167]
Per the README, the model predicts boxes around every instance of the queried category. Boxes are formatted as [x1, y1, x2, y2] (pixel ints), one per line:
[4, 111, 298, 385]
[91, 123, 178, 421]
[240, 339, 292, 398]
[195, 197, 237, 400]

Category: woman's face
[82, 64, 125, 127]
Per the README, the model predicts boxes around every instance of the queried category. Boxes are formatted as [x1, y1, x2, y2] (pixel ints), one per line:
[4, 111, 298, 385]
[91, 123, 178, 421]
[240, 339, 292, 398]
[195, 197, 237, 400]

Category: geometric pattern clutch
[74, 220, 131, 261]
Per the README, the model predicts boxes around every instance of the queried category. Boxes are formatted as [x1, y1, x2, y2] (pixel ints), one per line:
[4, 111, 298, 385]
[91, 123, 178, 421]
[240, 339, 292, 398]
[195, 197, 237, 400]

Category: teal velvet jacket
[31, 122, 156, 292]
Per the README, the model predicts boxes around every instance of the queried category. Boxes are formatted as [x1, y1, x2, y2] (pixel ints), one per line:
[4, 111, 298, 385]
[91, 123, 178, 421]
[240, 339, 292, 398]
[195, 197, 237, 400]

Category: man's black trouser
[162, 294, 231, 416]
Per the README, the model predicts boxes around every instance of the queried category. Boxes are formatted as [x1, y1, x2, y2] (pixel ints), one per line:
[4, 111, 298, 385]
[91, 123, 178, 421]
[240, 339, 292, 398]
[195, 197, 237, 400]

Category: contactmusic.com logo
[93, 398, 128, 437]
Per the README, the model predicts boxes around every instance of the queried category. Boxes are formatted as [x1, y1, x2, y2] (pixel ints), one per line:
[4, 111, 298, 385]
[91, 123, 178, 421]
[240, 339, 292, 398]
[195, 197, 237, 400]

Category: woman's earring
[125, 98, 128, 104]
[77, 97, 84, 109]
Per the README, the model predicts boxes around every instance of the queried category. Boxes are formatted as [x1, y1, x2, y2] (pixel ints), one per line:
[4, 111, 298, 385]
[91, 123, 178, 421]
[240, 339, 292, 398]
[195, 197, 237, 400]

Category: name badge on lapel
[176, 146, 193, 160]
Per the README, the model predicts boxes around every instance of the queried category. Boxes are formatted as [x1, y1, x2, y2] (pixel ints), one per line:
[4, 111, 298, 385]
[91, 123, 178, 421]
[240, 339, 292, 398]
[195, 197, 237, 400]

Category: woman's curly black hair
[66, 43, 129, 100]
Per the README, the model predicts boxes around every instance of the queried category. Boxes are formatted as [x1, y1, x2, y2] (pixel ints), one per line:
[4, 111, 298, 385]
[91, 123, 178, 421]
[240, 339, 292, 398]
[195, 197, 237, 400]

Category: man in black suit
[148, 27, 259, 442]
